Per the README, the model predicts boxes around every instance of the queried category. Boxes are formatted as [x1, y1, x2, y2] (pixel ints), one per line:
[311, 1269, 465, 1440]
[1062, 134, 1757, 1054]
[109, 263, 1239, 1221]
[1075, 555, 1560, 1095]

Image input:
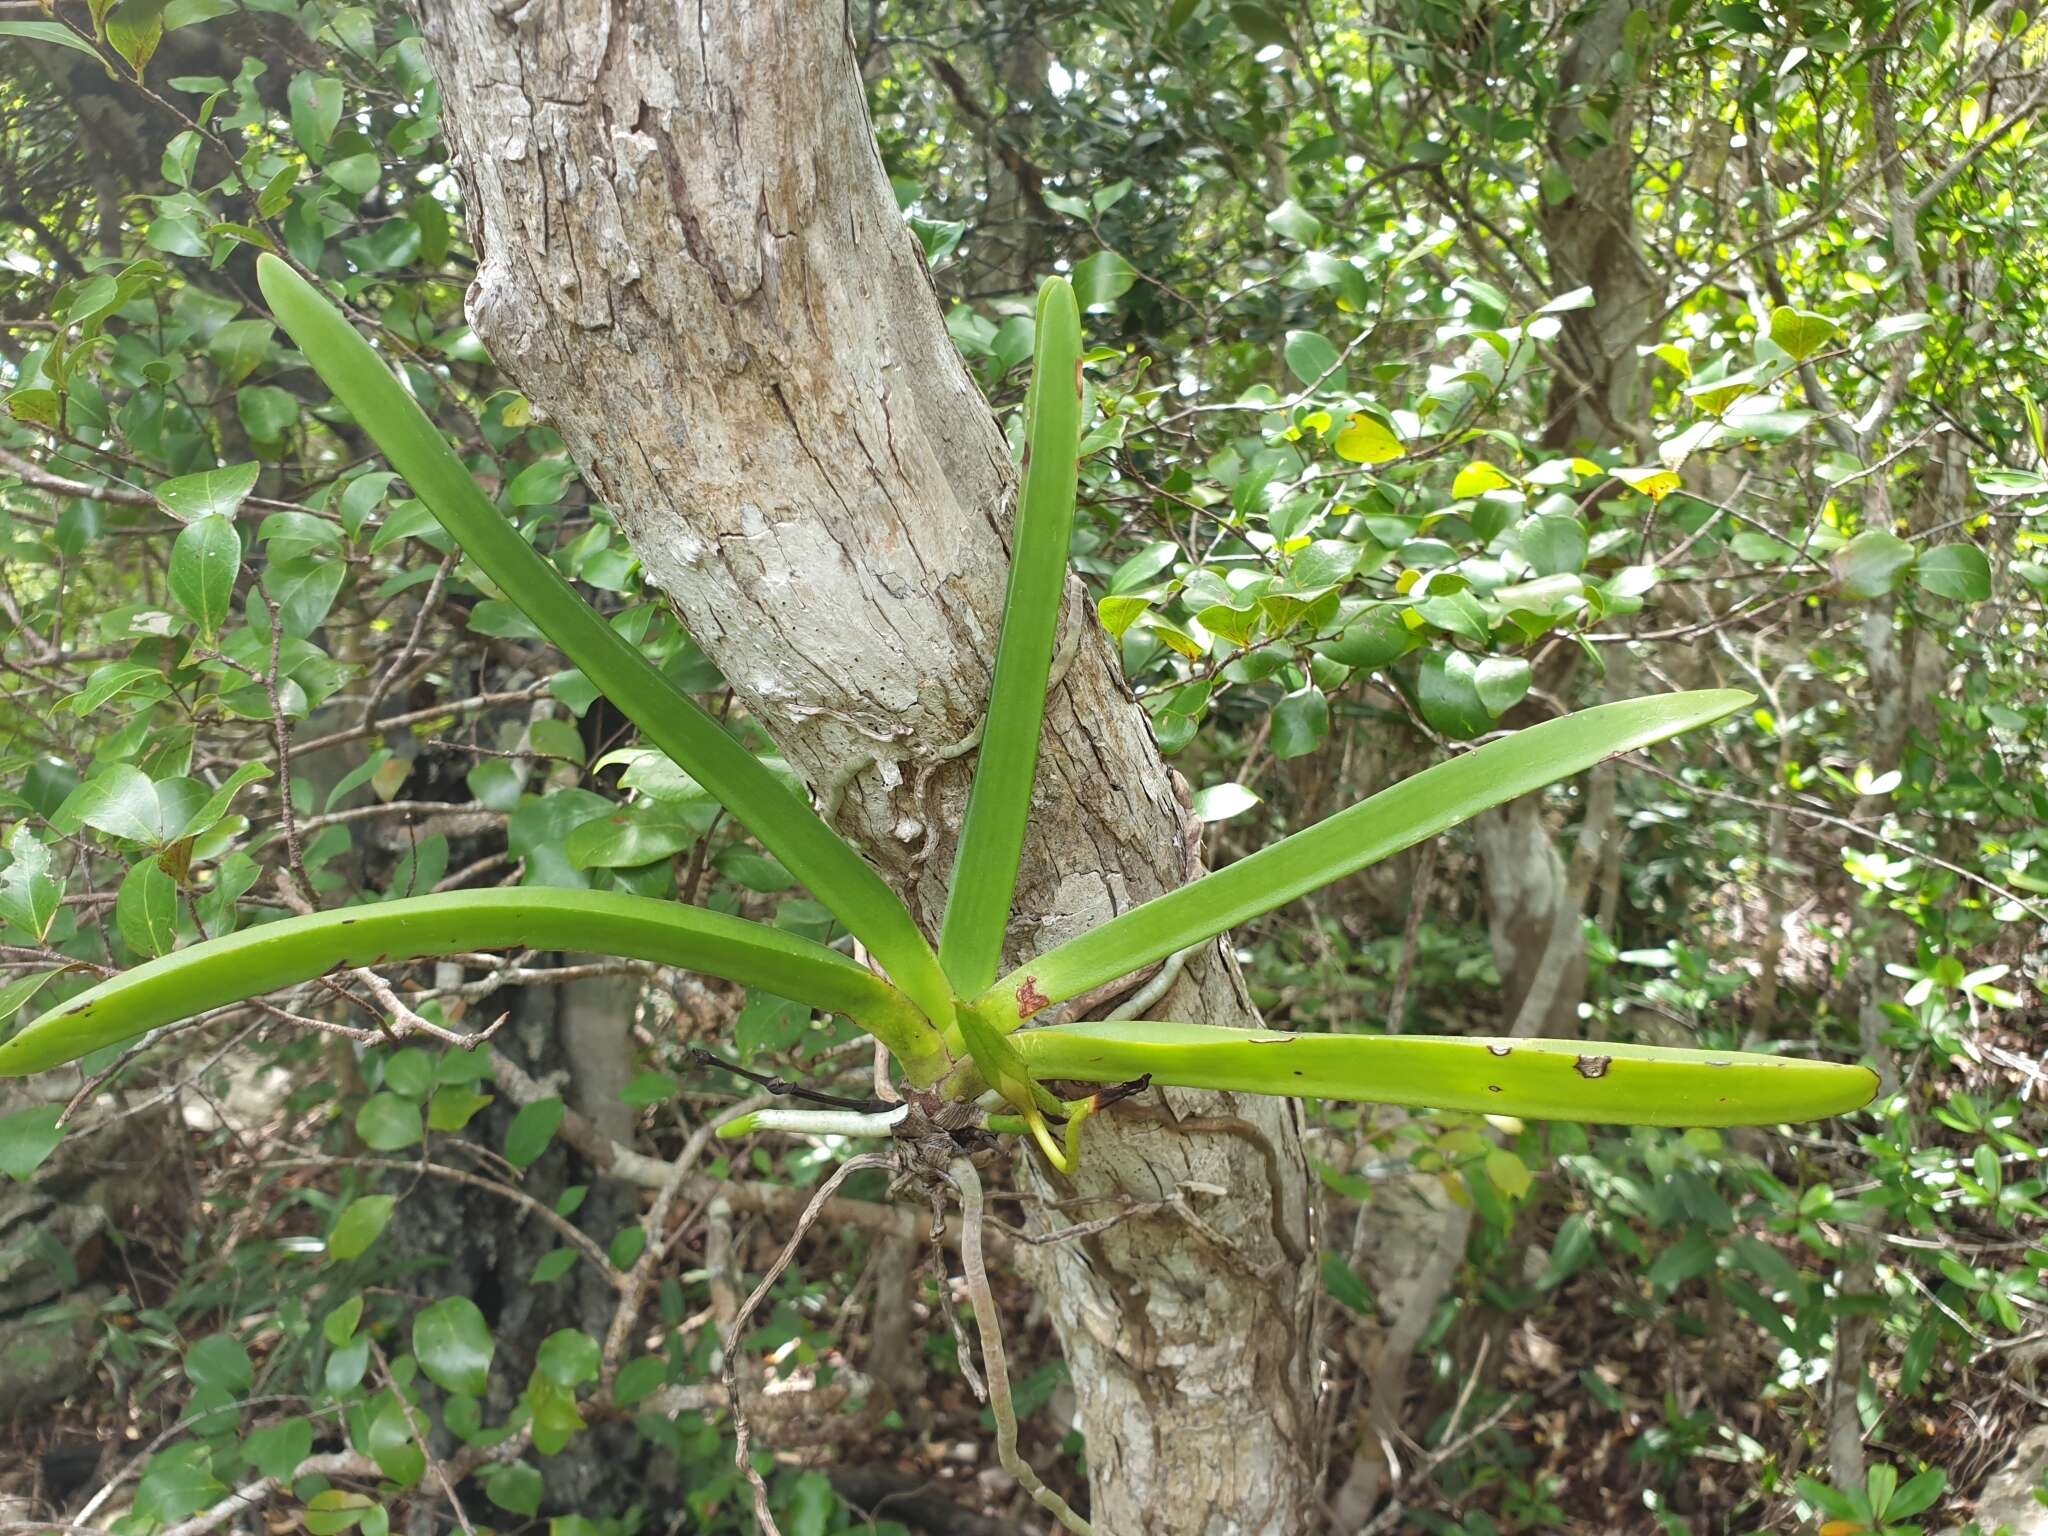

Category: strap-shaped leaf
[0, 889, 941, 1080]
[979, 689, 1751, 1027]
[1015, 1020, 1878, 1127]
[254, 255, 951, 1033]
[938, 276, 1085, 995]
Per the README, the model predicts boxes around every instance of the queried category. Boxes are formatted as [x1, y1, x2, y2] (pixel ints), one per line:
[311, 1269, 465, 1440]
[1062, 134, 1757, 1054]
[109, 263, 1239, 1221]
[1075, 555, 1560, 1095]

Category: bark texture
[1473, 796, 1584, 1036]
[1536, 0, 1658, 452]
[412, 2, 1318, 1528]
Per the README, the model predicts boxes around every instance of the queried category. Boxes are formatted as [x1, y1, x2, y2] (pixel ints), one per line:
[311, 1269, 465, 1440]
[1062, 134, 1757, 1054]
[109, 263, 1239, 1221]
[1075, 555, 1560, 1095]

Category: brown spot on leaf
[1488, 1084, 1503, 1093]
[1574, 1054, 1613, 1080]
[1016, 977, 1051, 1019]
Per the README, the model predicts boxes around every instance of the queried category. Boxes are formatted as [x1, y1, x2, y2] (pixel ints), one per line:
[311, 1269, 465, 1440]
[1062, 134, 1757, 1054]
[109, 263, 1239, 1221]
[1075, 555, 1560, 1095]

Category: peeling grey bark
[412, 3, 1317, 1528]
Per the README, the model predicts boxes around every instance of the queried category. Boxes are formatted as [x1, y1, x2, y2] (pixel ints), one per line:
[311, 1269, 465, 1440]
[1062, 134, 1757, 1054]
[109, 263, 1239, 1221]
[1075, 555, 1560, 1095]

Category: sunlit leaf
[1334, 412, 1404, 465]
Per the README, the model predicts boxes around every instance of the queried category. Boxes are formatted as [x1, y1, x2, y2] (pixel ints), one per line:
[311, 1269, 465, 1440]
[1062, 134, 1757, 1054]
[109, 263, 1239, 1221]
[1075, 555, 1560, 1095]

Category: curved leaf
[1016, 1020, 1878, 1127]
[253, 255, 952, 1037]
[979, 690, 1750, 1027]
[0, 889, 938, 1079]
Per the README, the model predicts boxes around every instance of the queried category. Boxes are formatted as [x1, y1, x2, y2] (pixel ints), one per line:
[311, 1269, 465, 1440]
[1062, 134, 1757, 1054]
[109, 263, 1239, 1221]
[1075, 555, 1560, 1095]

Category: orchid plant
[0, 259, 1878, 1163]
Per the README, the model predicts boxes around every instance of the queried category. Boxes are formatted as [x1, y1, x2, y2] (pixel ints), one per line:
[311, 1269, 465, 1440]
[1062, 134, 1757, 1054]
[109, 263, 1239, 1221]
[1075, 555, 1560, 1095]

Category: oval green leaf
[413, 1296, 493, 1397]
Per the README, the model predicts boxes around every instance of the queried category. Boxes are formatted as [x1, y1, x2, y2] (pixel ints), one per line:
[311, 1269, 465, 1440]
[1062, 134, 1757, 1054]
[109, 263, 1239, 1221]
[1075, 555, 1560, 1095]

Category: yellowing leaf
[1769, 306, 1839, 362]
[1614, 465, 1682, 502]
[1485, 1146, 1533, 1199]
[1145, 617, 1207, 659]
[1452, 461, 1513, 499]
[5, 388, 60, 428]
[1652, 343, 1693, 380]
[1333, 412, 1404, 465]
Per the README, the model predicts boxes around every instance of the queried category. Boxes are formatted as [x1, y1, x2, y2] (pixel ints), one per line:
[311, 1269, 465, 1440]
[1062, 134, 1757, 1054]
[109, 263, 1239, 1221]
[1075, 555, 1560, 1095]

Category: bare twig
[271, 1155, 617, 1283]
[1628, 761, 2048, 928]
[370, 1339, 478, 1536]
[0, 444, 156, 506]
[602, 1093, 772, 1386]
[156, 1452, 378, 1536]
[722, 1153, 895, 1536]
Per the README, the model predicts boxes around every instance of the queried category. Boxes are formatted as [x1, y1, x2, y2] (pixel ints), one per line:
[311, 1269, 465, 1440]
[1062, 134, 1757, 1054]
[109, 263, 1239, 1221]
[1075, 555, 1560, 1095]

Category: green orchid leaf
[979, 689, 1750, 1027]
[0, 889, 940, 1081]
[955, 1001, 1074, 1168]
[1015, 1021, 1878, 1127]
[939, 276, 1085, 996]
[953, 1001, 1061, 1115]
[254, 255, 951, 1035]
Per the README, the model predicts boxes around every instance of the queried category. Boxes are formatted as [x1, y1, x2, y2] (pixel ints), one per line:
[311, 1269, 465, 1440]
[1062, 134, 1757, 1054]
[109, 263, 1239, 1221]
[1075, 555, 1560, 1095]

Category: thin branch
[0, 445, 157, 507]
[722, 1153, 896, 1536]
[1627, 761, 2048, 928]
[602, 1092, 772, 1388]
[371, 1340, 478, 1536]
[271, 1154, 617, 1283]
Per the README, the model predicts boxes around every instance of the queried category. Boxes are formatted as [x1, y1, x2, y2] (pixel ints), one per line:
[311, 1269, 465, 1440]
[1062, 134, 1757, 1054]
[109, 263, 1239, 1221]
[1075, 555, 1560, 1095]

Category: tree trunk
[1473, 796, 1585, 1037]
[1479, 0, 1659, 1043]
[413, 3, 1319, 1529]
[1536, 0, 1658, 454]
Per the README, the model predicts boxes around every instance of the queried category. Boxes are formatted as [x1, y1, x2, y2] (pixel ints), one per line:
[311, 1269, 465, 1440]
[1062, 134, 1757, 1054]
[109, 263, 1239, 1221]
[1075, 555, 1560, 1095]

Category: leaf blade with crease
[978, 690, 1751, 1026]
[938, 276, 1084, 996]
[1016, 1021, 1878, 1126]
[254, 254, 952, 1044]
[0, 889, 934, 1079]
